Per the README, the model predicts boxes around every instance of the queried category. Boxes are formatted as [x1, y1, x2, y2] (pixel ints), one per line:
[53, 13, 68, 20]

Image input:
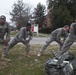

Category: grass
[0, 44, 76, 75]
[33, 33, 48, 37]
[10, 31, 48, 37]
[10, 31, 18, 37]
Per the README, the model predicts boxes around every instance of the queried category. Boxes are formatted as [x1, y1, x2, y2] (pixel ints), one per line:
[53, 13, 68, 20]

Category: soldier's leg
[1, 44, 11, 61]
[37, 36, 54, 56]
[56, 40, 63, 51]
[8, 39, 18, 50]
[2, 39, 19, 58]
[22, 41, 30, 57]
[59, 37, 74, 56]
[2, 44, 9, 58]
[1, 39, 18, 61]
[26, 43, 30, 57]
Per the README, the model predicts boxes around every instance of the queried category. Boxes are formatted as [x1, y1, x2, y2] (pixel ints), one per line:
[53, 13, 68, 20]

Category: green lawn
[10, 31, 18, 37]
[10, 31, 48, 37]
[0, 44, 76, 75]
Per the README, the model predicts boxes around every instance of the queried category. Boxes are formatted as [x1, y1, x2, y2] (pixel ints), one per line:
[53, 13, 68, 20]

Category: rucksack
[45, 51, 76, 75]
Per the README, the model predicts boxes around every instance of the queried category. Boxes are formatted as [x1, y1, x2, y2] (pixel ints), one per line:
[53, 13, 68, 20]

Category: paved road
[30, 37, 47, 44]
[10, 37, 61, 45]
[11, 37, 76, 45]
[30, 37, 59, 44]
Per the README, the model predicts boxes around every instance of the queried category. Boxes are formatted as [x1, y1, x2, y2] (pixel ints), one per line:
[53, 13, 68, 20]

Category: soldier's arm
[18, 28, 25, 42]
[26, 31, 33, 42]
[57, 31, 62, 44]
[6, 24, 11, 42]
[29, 31, 33, 40]
[63, 32, 68, 41]
[69, 23, 75, 34]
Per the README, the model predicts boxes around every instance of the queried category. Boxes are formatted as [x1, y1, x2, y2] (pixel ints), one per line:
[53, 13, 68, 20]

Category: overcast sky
[0, 0, 47, 22]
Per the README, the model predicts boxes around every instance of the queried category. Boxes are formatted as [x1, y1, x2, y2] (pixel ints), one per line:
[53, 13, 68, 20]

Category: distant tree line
[10, 0, 76, 33]
[47, 0, 76, 30]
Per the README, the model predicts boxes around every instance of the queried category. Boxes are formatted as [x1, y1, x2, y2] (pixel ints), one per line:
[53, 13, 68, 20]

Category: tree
[33, 3, 46, 29]
[66, 0, 76, 18]
[47, 0, 74, 30]
[10, 0, 32, 30]
[52, 5, 73, 30]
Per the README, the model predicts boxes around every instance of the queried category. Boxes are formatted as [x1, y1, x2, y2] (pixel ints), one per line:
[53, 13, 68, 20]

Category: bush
[39, 27, 52, 34]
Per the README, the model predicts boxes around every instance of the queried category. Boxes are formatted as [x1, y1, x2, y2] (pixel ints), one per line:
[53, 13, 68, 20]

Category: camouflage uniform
[8, 27, 33, 54]
[0, 22, 10, 57]
[60, 23, 76, 55]
[39, 28, 68, 54]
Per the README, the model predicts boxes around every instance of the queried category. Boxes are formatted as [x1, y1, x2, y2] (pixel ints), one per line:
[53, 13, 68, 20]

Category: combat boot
[26, 52, 31, 57]
[37, 52, 42, 56]
[1, 54, 10, 62]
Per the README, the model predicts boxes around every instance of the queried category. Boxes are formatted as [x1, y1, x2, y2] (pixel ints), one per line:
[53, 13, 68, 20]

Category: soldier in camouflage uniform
[37, 25, 69, 56]
[0, 15, 10, 61]
[7, 23, 33, 57]
[59, 19, 76, 56]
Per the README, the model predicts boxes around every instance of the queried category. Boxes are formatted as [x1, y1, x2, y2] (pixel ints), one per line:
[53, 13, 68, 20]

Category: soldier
[7, 23, 33, 57]
[37, 25, 69, 56]
[0, 15, 10, 61]
[58, 19, 76, 56]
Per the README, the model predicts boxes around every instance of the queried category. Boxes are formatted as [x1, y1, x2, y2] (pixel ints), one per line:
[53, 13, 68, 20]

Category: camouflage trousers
[59, 35, 76, 55]
[1, 44, 9, 58]
[7, 39, 30, 56]
[39, 35, 63, 54]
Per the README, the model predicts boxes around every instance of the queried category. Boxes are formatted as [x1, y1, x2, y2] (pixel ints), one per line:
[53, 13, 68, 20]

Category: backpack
[45, 51, 76, 75]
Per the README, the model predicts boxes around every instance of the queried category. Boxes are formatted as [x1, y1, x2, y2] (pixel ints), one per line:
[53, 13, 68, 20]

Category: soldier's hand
[26, 37, 29, 40]
[26, 37, 29, 41]
[2, 40, 8, 46]
[25, 37, 29, 43]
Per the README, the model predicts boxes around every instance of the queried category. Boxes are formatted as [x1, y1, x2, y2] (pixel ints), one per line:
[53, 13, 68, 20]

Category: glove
[2, 40, 8, 46]
[25, 37, 29, 42]
[26, 37, 29, 40]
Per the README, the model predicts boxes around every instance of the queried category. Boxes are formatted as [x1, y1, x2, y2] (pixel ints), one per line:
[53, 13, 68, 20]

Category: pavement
[30, 37, 58, 44]
[11, 37, 76, 45]
[11, 37, 48, 45]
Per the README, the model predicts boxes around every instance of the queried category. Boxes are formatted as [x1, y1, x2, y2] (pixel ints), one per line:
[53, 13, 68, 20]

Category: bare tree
[10, 0, 32, 30]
